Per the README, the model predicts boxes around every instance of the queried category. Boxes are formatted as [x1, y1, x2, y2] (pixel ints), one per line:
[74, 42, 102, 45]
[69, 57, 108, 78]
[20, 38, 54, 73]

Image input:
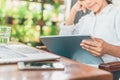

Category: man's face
[81, 0, 107, 14]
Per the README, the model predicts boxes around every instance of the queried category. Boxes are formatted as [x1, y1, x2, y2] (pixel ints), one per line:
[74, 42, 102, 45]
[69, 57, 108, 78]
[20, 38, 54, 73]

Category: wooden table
[0, 53, 113, 80]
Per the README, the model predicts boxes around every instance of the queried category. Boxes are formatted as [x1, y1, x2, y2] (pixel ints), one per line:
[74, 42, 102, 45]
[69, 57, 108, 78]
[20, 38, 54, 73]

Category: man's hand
[71, 0, 87, 13]
[80, 37, 108, 56]
[65, 0, 87, 25]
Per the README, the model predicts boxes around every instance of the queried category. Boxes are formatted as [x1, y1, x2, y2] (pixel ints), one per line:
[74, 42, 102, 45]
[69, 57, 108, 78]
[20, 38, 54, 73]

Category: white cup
[0, 27, 11, 45]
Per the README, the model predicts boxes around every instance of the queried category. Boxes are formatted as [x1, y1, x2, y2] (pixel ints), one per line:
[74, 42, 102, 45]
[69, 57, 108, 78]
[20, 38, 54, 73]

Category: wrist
[71, 7, 78, 13]
[65, 9, 77, 25]
[103, 42, 111, 54]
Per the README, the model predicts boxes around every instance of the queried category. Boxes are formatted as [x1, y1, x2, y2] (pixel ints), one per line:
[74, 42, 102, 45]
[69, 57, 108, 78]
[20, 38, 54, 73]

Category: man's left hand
[80, 37, 107, 56]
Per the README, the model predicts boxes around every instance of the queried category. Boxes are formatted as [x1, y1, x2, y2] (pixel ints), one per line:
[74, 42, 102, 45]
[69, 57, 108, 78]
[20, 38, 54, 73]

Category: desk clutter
[0, 44, 64, 70]
[18, 60, 65, 70]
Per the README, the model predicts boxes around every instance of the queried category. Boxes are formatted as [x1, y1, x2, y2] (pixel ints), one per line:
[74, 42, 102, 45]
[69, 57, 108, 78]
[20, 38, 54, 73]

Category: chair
[99, 61, 120, 80]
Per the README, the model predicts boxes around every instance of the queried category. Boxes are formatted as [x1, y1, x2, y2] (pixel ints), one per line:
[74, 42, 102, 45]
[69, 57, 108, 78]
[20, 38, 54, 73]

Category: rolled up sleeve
[59, 23, 75, 35]
[59, 17, 84, 35]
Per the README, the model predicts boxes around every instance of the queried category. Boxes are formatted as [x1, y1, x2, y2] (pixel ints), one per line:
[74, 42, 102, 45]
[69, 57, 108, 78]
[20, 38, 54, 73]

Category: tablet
[40, 35, 103, 64]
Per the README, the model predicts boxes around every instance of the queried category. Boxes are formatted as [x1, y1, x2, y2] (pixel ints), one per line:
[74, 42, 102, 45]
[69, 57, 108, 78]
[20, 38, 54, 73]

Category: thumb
[83, 8, 86, 13]
[82, 2, 87, 13]
[91, 37, 102, 42]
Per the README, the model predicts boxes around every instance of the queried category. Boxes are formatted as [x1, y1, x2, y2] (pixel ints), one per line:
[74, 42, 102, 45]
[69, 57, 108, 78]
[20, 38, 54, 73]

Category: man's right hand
[71, 0, 87, 13]
[65, 0, 87, 25]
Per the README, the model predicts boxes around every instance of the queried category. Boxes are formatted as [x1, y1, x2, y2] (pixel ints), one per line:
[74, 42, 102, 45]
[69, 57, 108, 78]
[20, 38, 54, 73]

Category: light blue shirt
[60, 4, 120, 63]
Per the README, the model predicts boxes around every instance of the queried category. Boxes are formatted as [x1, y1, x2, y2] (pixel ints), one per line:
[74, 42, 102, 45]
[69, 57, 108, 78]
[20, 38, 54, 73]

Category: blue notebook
[40, 35, 103, 64]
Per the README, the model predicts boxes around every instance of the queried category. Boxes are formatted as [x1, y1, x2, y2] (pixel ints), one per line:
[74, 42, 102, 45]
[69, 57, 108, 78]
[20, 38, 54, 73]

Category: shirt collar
[89, 4, 113, 16]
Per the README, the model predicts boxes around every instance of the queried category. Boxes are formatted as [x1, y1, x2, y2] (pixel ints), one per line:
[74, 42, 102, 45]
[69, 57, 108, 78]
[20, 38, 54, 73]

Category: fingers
[77, 0, 87, 13]
[82, 1, 87, 13]
[81, 5, 86, 13]
[80, 39, 104, 56]
[81, 42, 102, 54]
[81, 40, 100, 47]
[82, 46, 102, 56]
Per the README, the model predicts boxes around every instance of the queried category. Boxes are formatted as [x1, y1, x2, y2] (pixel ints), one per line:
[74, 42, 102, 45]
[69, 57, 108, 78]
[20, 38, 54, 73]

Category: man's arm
[105, 43, 120, 57]
[80, 37, 120, 57]
[65, 1, 86, 25]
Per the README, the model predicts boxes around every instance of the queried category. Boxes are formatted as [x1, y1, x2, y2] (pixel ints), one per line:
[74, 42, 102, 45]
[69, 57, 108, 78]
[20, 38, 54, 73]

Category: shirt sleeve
[59, 18, 84, 35]
[59, 23, 76, 35]
[115, 7, 120, 40]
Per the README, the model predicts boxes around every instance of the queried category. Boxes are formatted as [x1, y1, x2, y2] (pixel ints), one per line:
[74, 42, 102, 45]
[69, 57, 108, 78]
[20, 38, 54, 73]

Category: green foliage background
[0, 0, 61, 45]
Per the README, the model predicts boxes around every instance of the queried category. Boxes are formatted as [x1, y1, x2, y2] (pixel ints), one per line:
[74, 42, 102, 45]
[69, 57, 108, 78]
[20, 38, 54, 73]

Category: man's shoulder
[111, 5, 120, 11]
[111, 5, 120, 16]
